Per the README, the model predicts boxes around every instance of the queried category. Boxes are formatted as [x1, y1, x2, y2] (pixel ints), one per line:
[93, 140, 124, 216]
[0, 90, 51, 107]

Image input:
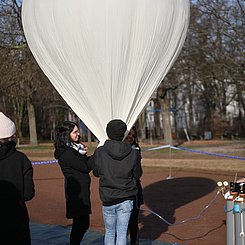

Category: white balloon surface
[22, 0, 190, 144]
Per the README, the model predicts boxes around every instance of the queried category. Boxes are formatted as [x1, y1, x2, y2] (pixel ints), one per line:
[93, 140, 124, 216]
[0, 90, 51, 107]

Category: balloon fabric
[22, 0, 190, 145]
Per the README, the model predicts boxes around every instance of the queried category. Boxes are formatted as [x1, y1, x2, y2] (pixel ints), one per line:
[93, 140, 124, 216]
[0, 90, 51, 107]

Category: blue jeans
[102, 200, 133, 245]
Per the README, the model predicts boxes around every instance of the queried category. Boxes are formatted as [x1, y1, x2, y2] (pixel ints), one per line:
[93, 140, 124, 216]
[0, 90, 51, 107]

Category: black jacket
[132, 144, 144, 207]
[0, 141, 35, 245]
[54, 147, 91, 218]
[89, 140, 142, 206]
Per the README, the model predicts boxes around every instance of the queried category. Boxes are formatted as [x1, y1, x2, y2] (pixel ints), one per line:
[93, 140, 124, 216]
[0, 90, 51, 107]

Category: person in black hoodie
[54, 121, 91, 245]
[0, 112, 35, 245]
[89, 119, 142, 245]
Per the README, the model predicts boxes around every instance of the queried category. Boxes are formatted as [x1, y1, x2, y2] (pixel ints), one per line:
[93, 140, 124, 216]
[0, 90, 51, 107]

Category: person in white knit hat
[0, 112, 16, 139]
[0, 112, 35, 245]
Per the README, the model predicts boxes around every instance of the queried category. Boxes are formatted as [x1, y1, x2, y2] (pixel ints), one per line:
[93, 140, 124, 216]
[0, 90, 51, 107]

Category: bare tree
[161, 0, 245, 139]
[1, 0, 244, 143]
[0, 0, 67, 144]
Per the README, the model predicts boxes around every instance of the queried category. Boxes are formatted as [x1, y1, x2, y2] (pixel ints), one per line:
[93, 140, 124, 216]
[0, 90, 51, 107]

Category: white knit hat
[0, 112, 16, 139]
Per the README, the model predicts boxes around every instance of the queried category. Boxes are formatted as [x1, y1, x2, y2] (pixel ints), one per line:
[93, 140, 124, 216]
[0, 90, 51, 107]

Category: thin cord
[140, 191, 220, 226]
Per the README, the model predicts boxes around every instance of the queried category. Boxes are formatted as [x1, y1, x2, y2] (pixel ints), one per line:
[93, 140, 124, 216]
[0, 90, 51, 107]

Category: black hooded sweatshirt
[0, 141, 35, 201]
[89, 140, 142, 206]
[0, 141, 35, 245]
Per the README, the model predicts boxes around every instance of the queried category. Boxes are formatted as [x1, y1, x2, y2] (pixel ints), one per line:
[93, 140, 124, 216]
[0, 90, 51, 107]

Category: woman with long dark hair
[124, 126, 144, 245]
[54, 121, 91, 245]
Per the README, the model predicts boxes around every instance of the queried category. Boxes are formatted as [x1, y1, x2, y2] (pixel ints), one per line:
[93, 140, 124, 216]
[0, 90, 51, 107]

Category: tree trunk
[12, 96, 25, 143]
[27, 99, 38, 146]
[138, 110, 146, 141]
[153, 99, 162, 139]
[162, 97, 173, 145]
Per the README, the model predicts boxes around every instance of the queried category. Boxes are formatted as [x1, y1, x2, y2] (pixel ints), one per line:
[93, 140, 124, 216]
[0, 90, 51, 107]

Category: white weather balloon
[22, 0, 190, 144]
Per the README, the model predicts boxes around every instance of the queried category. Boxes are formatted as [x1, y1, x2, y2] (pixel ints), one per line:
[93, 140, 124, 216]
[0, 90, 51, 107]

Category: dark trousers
[70, 214, 90, 245]
[128, 205, 140, 245]
[0, 202, 31, 245]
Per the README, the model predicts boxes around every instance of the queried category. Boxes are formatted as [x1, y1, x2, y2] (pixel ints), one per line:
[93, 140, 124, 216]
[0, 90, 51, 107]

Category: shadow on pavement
[139, 177, 217, 241]
[30, 223, 185, 245]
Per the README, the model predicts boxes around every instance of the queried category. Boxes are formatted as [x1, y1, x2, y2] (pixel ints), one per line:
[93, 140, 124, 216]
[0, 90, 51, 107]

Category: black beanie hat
[106, 119, 127, 141]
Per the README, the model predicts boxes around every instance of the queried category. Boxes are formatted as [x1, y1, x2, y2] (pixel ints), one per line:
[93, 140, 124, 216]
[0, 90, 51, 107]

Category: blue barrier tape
[172, 146, 245, 160]
[142, 144, 172, 151]
[31, 144, 245, 165]
[143, 144, 245, 160]
[32, 160, 58, 165]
